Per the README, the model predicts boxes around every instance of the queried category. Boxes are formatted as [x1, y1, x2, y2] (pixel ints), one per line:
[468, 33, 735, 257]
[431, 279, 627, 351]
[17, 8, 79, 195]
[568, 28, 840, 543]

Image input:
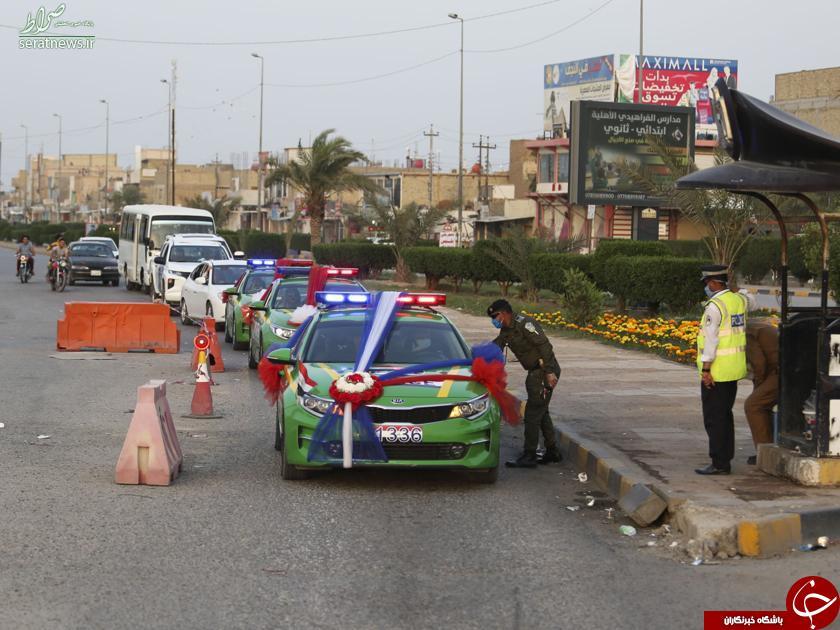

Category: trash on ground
[190, 433, 208, 438]
[605, 508, 615, 520]
[566, 506, 580, 512]
[669, 541, 679, 548]
[619, 525, 637, 537]
[799, 543, 825, 552]
[37, 434, 51, 440]
[817, 536, 829, 548]
[646, 541, 656, 547]
[577, 472, 588, 483]
[0, 423, 4, 429]
[585, 495, 596, 507]
[691, 557, 703, 566]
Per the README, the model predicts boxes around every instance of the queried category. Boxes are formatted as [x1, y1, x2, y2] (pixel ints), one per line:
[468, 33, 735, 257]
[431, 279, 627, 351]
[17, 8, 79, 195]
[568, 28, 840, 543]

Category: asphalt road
[0, 246, 837, 630]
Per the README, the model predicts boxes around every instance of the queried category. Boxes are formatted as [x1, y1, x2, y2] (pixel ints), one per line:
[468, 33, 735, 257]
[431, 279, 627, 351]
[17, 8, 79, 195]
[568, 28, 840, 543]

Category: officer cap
[700, 264, 728, 283]
[487, 299, 513, 318]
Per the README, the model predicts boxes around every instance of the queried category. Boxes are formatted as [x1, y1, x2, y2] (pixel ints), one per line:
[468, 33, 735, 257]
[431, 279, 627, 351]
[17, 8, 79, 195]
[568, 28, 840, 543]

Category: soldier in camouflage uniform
[487, 299, 562, 468]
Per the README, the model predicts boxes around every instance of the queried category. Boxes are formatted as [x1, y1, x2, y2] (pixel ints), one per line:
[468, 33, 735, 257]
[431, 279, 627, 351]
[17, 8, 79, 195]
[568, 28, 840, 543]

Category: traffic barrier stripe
[57, 302, 180, 353]
[115, 380, 183, 486]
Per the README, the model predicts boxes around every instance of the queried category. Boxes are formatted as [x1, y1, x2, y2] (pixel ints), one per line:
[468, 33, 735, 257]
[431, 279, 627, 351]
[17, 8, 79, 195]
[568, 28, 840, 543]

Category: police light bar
[314, 291, 370, 305]
[276, 258, 313, 267]
[247, 258, 276, 267]
[276, 266, 312, 276]
[397, 293, 447, 306]
[325, 267, 359, 277]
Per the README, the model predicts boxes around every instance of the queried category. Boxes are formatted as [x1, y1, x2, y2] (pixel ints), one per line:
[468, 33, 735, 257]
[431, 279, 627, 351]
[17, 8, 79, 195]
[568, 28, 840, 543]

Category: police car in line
[246, 267, 365, 369]
[223, 258, 291, 350]
[265, 292, 501, 482]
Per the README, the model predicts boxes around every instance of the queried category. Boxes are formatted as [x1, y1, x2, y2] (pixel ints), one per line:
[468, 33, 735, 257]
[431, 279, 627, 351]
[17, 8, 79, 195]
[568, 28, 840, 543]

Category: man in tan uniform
[744, 321, 779, 465]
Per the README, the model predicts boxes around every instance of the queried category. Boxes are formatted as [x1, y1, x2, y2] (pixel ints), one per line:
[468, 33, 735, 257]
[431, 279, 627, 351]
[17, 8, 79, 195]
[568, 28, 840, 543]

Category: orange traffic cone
[184, 347, 222, 419]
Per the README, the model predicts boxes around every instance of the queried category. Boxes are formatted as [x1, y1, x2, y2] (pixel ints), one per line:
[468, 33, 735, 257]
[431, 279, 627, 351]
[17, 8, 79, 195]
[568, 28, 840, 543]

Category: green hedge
[737, 238, 780, 283]
[530, 253, 593, 293]
[313, 242, 395, 277]
[8, 222, 87, 246]
[788, 236, 812, 283]
[660, 239, 710, 259]
[217, 230, 311, 259]
[605, 255, 707, 311]
[403, 247, 474, 290]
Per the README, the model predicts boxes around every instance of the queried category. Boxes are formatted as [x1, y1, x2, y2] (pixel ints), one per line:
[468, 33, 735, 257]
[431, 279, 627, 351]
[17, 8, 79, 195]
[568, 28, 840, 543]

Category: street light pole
[448, 13, 464, 245]
[252, 52, 265, 231]
[52, 113, 62, 215]
[637, 0, 644, 104]
[100, 99, 109, 214]
[161, 78, 172, 204]
[20, 124, 28, 210]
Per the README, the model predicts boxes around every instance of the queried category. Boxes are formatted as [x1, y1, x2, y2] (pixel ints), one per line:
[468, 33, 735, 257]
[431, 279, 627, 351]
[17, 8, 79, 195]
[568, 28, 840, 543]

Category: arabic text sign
[543, 55, 615, 132]
[19, 3, 95, 49]
[569, 101, 695, 206]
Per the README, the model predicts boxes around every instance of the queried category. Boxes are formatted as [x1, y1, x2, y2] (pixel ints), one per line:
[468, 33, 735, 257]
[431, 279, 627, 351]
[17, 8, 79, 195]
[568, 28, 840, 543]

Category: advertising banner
[569, 101, 695, 206]
[616, 55, 738, 136]
[543, 55, 615, 133]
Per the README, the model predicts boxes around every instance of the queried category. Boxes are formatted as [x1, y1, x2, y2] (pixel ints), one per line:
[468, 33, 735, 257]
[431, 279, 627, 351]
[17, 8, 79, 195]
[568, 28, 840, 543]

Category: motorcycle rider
[15, 234, 35, 276]
[48, 237, 69, 282]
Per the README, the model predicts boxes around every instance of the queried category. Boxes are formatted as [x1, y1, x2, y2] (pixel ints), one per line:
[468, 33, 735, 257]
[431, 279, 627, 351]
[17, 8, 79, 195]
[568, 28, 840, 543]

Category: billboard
[543, 55, 615, 133]
[569, 101, 695, 206]
[616, 55, 738, 136]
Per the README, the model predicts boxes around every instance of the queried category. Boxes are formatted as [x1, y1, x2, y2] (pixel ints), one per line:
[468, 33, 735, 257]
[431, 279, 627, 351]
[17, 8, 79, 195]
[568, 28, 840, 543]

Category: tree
[622, 138, 764, 267]
[183, 194, 240, 228]
[110, 184, 145, 218]
[359, 199, 449, 281]
[265, 129, 380, 247]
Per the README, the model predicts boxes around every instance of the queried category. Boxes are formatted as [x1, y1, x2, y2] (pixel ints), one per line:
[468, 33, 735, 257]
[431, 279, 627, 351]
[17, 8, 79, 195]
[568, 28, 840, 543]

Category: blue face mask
[704, 285, 715, 298]
[491, 317, 502, 329]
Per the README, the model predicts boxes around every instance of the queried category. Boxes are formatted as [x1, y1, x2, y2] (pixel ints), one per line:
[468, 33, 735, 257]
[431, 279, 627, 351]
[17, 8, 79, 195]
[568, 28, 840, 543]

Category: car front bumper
[163, 276, 187, 304]
[71, 269, 120, 282]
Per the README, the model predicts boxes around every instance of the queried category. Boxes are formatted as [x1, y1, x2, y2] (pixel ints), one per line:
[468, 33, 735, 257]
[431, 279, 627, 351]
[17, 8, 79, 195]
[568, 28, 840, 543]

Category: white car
[79, 236, 119, 259]
[180, 260, 248, 328]
[154, 234, 233, 304]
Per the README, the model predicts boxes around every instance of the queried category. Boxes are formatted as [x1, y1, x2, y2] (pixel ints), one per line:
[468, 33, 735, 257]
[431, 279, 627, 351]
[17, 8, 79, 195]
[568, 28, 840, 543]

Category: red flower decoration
[329, 374, 383, 408]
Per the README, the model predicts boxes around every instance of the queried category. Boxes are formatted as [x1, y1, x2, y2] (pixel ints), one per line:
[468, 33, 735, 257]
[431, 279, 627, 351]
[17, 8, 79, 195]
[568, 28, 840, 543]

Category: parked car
[68, 241, 120, 286]
[153, 234, 234, 305]
[180, 259, 248, 328]
[79, 236, 119, 259]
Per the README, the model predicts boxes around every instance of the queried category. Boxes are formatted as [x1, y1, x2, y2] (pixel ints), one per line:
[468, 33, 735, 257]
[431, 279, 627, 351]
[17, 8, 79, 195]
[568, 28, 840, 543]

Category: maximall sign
[569, 100, 695, 207]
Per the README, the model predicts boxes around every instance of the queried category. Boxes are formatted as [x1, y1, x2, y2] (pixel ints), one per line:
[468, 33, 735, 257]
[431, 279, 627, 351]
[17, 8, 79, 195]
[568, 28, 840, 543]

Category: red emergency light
[397, 293, 447, 307]
[276, 258, 313, 267]
[326, 267, 359, 277]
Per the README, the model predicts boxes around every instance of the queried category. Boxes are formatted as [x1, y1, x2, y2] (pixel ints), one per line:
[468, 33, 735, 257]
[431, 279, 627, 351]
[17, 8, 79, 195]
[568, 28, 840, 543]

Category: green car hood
[268, 309, 295, 329]
[298, 363, 486, 404]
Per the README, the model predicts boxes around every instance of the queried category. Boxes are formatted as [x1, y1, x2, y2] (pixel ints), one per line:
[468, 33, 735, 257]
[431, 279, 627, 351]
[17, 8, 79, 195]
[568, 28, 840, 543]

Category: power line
[3, 108, 168, 142]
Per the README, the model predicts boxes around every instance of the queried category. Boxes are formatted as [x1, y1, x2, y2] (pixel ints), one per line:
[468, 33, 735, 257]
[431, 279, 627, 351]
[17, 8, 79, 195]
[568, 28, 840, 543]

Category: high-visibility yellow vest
[697, 290, 748, 382]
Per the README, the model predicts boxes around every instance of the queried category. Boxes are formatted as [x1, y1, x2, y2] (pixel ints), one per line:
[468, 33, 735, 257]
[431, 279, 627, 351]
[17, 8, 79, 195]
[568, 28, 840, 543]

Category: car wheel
[280, 410, 310, 480]
[112, 278, 120, 287]
[465, 467, 499, 484]
[102, 280, 109, 286]
[248, 329, 259, 369]
[180, 299, 190, 326]
[274, 404, 283, 451]
[224, 306, 233, 343]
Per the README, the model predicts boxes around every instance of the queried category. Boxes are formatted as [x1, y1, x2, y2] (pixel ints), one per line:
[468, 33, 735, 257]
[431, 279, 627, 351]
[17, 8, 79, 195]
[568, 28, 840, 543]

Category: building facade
[772, 66, 840, 138]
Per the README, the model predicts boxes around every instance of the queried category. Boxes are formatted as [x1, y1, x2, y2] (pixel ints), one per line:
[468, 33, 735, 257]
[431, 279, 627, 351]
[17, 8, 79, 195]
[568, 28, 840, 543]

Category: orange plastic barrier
[57, 302, 180, 353]
[115, 380, 183, 486]
[190, 317, 224, 373]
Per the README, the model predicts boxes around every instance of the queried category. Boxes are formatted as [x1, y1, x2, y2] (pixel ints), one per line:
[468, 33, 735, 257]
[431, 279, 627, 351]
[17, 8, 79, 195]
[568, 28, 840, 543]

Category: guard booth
[677, 78, 840, 468]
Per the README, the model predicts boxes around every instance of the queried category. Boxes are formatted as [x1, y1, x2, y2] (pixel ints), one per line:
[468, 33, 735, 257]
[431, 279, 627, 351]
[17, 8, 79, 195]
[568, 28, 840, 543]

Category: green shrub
[530, 252, 593, 294]
[0, 220, 12, 241]
[10, 222, 86, 245]
[591, 239, 670, 290]
[90, 224, 119, 243]
[242, 232, 286, 258]
[313, 242, 396, 277]
[660, 239, 710, 259]
[788, 236, 812, 283]
[472, 239, 520, 296]
[559, 268, 603, 325]
[607, 255, 706, 312]
[737, 238, 780, 283]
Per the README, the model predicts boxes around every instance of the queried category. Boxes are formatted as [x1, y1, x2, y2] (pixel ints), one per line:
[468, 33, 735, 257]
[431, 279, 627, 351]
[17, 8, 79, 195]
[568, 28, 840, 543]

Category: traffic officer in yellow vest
[487, 299, 562, 468]
[695, 265, 756, 475]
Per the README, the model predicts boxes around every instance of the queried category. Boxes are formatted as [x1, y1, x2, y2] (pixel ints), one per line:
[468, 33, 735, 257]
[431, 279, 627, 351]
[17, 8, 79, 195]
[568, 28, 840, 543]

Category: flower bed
[524, 311, 700, 364]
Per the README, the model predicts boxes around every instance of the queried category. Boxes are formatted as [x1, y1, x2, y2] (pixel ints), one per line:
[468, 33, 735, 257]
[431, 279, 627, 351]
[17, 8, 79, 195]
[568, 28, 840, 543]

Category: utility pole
[471, 135, 496, 208]
[638, 0, 644, 104]
[171, 60, 177, 206]
[0, 132, 3, 195]
[100, 99, 109, 213]
[20, 124, 28, 209]
[448, 13, 465, 245]
[161, 78, 171, 204]
[53, 113, 62, 215]
[423, 124, 439, 210]
[251, 52, 265, 230]
[472, 134, 484, 204]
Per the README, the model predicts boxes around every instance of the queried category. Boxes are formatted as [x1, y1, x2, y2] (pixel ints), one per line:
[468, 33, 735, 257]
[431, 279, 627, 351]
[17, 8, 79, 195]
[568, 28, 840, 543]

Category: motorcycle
[50, 258, 69, 292]
[17, 255, 33, 284]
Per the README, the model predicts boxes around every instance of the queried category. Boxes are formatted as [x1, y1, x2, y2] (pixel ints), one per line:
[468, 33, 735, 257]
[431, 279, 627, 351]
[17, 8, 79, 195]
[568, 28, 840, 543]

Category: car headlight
[72, 265, 88, 270]
[449, 394, 490, 420]
[299, 391, 335, 417]
[271, 325, 294, 340]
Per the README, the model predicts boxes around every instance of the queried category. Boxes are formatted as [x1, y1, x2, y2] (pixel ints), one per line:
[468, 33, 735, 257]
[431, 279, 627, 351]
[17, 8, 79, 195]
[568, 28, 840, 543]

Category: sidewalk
[443, 306, 840, 558]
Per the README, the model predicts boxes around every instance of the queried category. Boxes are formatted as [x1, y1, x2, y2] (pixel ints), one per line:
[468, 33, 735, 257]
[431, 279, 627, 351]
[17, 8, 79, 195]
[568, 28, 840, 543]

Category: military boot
[505, 452, 538, 468]
[537, 447, 562, 464]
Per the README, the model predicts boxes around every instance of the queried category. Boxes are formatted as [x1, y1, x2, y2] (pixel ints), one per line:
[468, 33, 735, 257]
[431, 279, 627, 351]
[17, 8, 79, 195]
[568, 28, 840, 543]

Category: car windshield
[70, 243, 112, 257]
[169, 245, 228, 263]
[84, 238, 117, 250]
[212, 265, 246, 285]
[150, 220, 214, 249]
[270, 281, 364, 310]
[242, 271, 275, 294]
[303, 316, 469, 364]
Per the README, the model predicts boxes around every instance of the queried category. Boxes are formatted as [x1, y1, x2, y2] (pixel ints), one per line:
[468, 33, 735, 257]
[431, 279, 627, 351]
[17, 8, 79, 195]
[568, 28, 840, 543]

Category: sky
[1, 0, 838, 192]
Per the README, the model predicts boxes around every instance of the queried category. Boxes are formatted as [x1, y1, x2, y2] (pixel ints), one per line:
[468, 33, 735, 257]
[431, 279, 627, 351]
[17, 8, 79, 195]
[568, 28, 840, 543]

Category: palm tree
[183, 194, 240, 229]
[265, 129, 380, 246]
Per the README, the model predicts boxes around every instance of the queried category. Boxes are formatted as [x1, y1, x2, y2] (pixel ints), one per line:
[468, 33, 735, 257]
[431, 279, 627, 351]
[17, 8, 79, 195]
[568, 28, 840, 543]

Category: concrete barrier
[58, 302, 179, 353]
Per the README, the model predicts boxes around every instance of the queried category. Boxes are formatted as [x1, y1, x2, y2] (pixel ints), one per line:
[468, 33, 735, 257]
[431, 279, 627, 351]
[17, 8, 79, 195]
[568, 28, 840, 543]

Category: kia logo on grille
[390, 398, 405, 404]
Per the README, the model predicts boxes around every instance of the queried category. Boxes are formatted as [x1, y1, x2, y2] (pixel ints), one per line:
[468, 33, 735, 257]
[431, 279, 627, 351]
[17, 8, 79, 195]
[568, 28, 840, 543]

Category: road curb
[555, 423, 840, 558]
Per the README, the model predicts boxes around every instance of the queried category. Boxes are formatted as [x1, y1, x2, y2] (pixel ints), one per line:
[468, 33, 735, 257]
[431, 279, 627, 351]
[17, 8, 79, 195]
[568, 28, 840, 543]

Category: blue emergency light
[247, 258, 276, 267]
[315, 291, 370, 305]
[276, 266, 312, 276]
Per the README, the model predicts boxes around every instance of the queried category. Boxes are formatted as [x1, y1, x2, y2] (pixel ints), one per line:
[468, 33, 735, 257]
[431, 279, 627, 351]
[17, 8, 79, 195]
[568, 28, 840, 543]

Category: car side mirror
[250, 300, 267, 311]
[233, 250, 246, 260]
[195, 277, 207, 285]
[267, 347, 293, 364]
[148, 240, 156, 251]
[153, 256, 164, 265]
[223, 287, 238, 296]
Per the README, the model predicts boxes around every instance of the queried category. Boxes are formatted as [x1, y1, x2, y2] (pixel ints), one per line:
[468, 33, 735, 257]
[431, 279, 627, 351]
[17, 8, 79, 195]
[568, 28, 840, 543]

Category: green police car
[223, 261, 277, 350]
[265, 293, 501, 482]
[247, 273, 366, 369]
